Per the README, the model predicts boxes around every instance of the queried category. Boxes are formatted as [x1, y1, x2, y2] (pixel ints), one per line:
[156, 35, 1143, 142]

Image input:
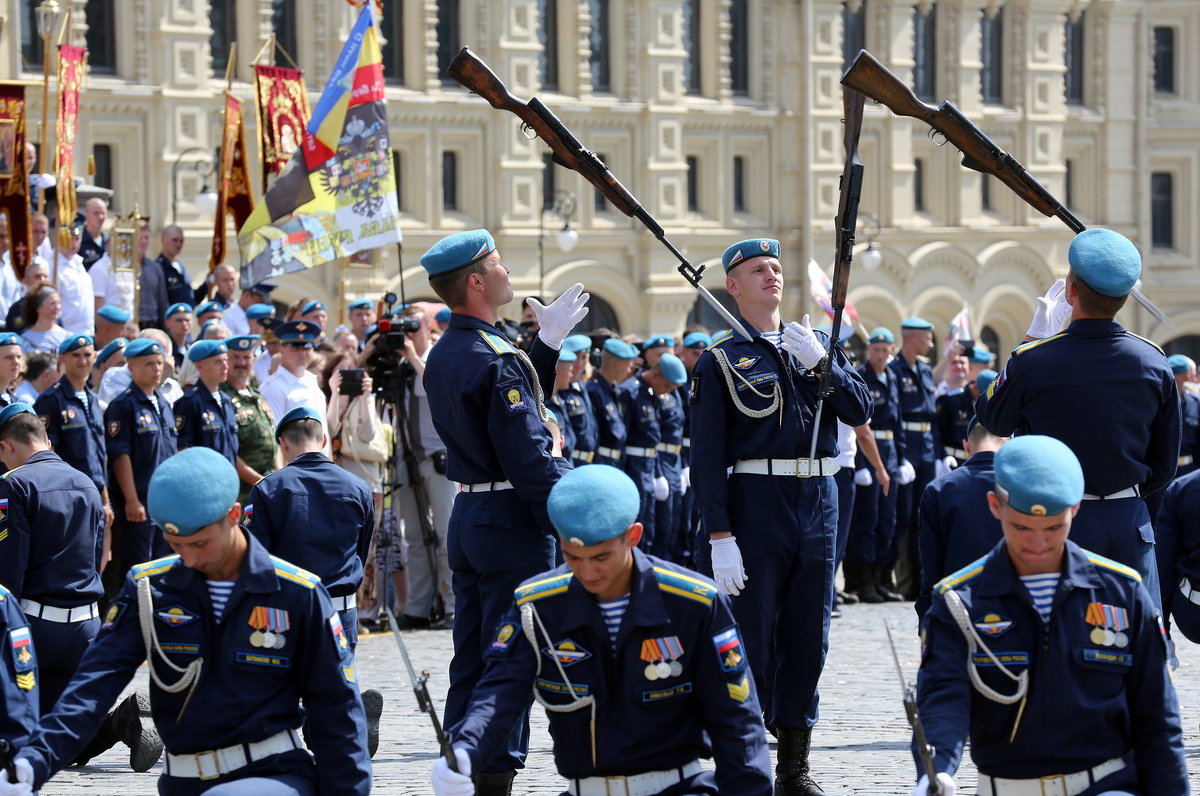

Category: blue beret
[900, 317, 934, 330]
[420, 229, 496, 277]
[188, 339, 228, 362]
[165, 302, 192, 319]
[1068, 228, 1141, 298]
[602, 338, 638, 360]
[97, 305, 130, 324]
[276, 320, 322, 344]
[0, 403, 35, 428]
[0, 333, 19, 348]
[249, 281, 277, 295]
[868, 327, 895, 344]
[194, 301, 223, 317]
[58, 334, 93, 355]
[558, 348, 577, 363]
[682, 332, 712, 349]
[1167, 354, 1194, 375]
[993, 435, 1084, 517]
[975, 369, 999, 396]
[275, 405, 323, 438]
[148, 448, 240, 537]
[968, 344, 995, 364]
[563, 334, 592, 353]
[434, 307, 452, 324]
[548, 465, 641, 546]
[722, 238, 780, 273]
[348, 299, 372, 311]
[226, 335, 261, 352]
[657, 353, 687, 385]
[96, 337, 128, 364]
[300, 300, 327, 316]
[643, 335, 675, 351]
[245, 303, 274, 321]
[124, 338, 164, 358]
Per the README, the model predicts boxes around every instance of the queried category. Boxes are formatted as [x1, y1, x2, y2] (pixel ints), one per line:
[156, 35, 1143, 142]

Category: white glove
[897, 460, 917, 486]
[854, 468, 872, 487]
[680, 466, 690, 495]
[29, 173, 56, 189]
[431, 746, 474, 796]
[935, 458, 950, 479]
[528, 283, 589, 350]
[0, 759, 34, 796]
[653, 475, 669, 502]
[910, 773, 956, 796]
[709, 536, 747, 596]
[781, 314, 826, 371]
[942, 455, 959, 471]
[1025, 278, 1072, 339]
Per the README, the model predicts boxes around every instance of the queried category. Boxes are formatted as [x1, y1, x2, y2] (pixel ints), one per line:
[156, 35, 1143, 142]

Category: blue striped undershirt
[596, 595, 630, 644]
[1019, 573, 1060, 623]
[207, 580, 235, 622]
[760, 330, 783, 351]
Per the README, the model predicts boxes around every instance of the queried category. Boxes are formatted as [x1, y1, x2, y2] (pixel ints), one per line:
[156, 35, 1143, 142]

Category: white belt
[20, 599, 98, 624]
[902, 421, 932, 432]
[1082, 486, 1140, 501]
[624, 447, 657, 458]
[166, 728, 304, 780]
[458, 480, 514, 493]
[944, 446, 967, 459]
[572, 450, 595, 464]
[978, 757, 1124, 796]
[655, 443, 682, 455]
[872, 430, 894, 440]
[331, 594, 357, 611]
[570, 760, 703, 796]
[733, 458, 840, 478]
[1180, 455, 1194, 467]
[596, 446, 623, 461]
[1180, 577, 1200, 606]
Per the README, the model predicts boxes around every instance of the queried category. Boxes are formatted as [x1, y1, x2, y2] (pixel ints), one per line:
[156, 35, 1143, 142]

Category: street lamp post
[858, 211, 882, 270]
[537, 189, 578, 297]
[171, 148, 218, 224]
[34, 0, 63, 215]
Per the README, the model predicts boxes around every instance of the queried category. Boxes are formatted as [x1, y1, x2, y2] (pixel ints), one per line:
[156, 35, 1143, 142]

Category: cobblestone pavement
[34, 601, 1200, 793]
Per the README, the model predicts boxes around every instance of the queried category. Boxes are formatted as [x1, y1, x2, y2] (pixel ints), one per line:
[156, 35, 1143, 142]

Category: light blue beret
[657, 353, 687, 385]
[300, 300, 327, 316]
[276, 320, 321, 344]
[563, 334, 592, 353]
[548, 465, 641, 546]
[682, 332, 712, 349]
[420, 229, 496, 277]
[0, 403, 35, 428]
[97, 305, 130, 324]
[1068, 228, 1141, 298]
[993, 435, 1084, 516]
[975, 369, 999, 396]
[188, 339, 228, 362]
[0, 333, 19, 348]
[226, 335, 261, 352]
[969, 345, 995, 364]
[348, 299, 372, 311]
[602, 338, 638, 360]
[195, 301, 223, 317]
[868, 327, 895, 344]
[643, 335, 675, 351]
[435, 307, 452, 324]
[558, 348, 577, 363]
[58, 334, 93, 355]
[246, 303, 274, 321]
[901, 317, 934, 330]
[722, 238, 780, 273]
[96, 337, 127, 364]
[1167, 354, 1194, 375]
[124, 338, 163, 358]
[165, 302, 192, 319]
[275, 405, 322, 438]
[148, 448, 240, 537]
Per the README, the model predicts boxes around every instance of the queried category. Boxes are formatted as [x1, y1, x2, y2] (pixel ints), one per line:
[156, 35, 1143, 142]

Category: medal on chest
[249, 605, 290, 649]
[640, 636, 684, 681]
[1085, 601, 1129, 648]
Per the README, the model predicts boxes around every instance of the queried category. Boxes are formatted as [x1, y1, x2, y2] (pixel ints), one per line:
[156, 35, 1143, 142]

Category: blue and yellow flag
[237, 6, 400, 286]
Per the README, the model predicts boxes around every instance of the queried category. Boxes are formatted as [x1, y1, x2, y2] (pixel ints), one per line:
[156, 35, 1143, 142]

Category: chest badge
[732, 356, 760, 371]
[640, 635, 684, 681]
[155, 605, 200, 627]
[973, 613, 1014, 638]
[1085, 602, 1129, 648]
[250, 605, 290, 649]
[542, 638, 592, 668]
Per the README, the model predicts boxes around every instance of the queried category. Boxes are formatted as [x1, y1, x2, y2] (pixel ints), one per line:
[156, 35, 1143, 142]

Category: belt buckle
[604, 776, 630, 796]
[794, 458, 815, 478]
[1039, 774, 1067, 796]
[194, 749, 221, 780]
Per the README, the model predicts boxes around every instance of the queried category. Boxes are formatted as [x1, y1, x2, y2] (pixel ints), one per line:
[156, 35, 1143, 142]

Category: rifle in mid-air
[386, 608, 457, 772]
[841, 49, 1167, 324]
[447, 47, 752, 341]
[885, 623, 941, 795]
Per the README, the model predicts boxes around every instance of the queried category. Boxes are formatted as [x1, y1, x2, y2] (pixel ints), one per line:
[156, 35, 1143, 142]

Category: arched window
[980, 324, 1001, 368]
[1165, 334, 1200, 363]
[569, 294, 620, 335]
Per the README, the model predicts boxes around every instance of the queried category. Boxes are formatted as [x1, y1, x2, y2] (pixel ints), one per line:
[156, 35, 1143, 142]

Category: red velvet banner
[253, 64, 311, 191]
[55, 44, 85, 232]
[0, 83, 31, 279]
[210, 93, 255, 271]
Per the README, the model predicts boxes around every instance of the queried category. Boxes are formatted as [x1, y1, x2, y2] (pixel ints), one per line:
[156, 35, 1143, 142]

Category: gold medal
[644, 663, 658, 681]
[1089, 627, 1106, 645]
[669, 660, 683, 677]
[250, 630, 264, 648]
[655, 661, 672, 679]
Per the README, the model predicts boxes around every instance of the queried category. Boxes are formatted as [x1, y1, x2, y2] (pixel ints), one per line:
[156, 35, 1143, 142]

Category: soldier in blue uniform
[0, 447, 372, 796]
[0, 332, 24, 406]
[622, 353, 669, 553]
[653, 354, 688, 563]
[173, 339, 239, 465]
[430, 465, 773, 796]
[676, 331, 711, 566]
[1152, 468, 1200, 643]
[914, 435, 1186, 796]
[977, 229, 1181, 604]
[588, 338, 637, 468]
[547, 349, 579, 459]
[689, 238, 871, 794]
[1166, 354, 1198, 480]
[103, 337, 178, 579]
[559, 335, 598, 466]
[420, 229, 587, 794]
[935, 370, 985, 468]
[0, 582, 38, 757]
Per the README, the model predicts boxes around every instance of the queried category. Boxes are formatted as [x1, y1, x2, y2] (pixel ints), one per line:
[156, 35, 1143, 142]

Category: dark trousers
[1072, 497, 1160, 610]
[27, 614, 100, 713]
[833, 468, 855, 567]
[848, 471, 900, 565]
[894, 460, 935, 594]
[653, 470, 682, 562]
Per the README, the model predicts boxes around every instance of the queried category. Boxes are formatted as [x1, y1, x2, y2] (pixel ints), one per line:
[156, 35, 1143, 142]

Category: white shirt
[53, 252, 95, 336]
[253, 349, 275, 387]
[36, 239, 53, 266]
[834, 420, 857, 468]
[260, 366, 330, 454]
[99, 365, 130, 408]
[0, 253, 49, 319]
[223, 302, 250, 336]
[411, 344, 444, 455]
[88, 253, 136, 316]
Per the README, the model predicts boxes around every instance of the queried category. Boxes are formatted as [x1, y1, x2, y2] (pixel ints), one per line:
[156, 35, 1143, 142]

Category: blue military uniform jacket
[17, 533, 371, 794]
[1179, 391, 1200, 478]
[1153, 469, 1200, 628]
[450, 548, 772, 794]
[547, 395, 576, 460]
[623, 375, 662, 488]
[978, 320, 1180, 497]
[0, 584, 38, 748]
[103, 386, 178, 506]
[587, 374, 627, 466]
[918, 540, 1186, 790]
[0, 450, 104, 607]
[936, 390, 973, 462]
[562, 382, 599, 458]
[173, 383, 239, 465]
[34, 376, 106, 492]
[656, 389, 686, 476]
[854, 363, 906, 473]
[888, 355, 936, 464]
[245, 452, 374, 598]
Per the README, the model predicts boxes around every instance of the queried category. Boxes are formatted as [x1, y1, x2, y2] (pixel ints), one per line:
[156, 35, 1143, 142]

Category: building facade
[2, 0, 1197, 359]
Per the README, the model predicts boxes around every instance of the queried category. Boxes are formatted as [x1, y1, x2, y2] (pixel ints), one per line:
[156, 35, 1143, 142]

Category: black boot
[875, 564, 905, 602]
[774, 727, 825, 795]
[71, 710, 122, 766]
[361, 688, 384, 758]
[112, 691, 164, 772]
[476, 770, 516, 796]
[836, 563, 859, 605]
[855, 564, 885, 604]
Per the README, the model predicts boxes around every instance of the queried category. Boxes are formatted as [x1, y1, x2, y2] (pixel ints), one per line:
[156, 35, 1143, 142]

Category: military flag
[0, 84, 32, 279]
[55, 44, 85, 244]
[210, 93, 256, 272]
[807, 259, 865, 339]
[253, 63, 310, 190]
[238, 6, 400, 286]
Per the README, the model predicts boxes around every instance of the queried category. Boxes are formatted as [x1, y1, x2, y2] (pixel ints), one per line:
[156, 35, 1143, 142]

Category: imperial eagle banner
[237, 6, 400, 286]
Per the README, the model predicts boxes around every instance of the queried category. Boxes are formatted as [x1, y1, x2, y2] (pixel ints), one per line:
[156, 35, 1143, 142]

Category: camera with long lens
[365, 291, 418, 396]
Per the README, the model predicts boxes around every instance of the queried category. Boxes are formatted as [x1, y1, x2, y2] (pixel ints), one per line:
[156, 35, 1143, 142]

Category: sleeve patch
[102, 600, 128, 630]
[108, 420, 120, 436]
[175, 415, 186, 431]
[688, 375, 700, 405]
[9, 627, 36, 686]
[498, 382, 531, 415]
[726, 673, 751, 702]
[241, 505, 254, 528]
[0, 498, 8, 527]
[487, 622, 519, 657]
[329, 614, 351, 655]
[712, 626, 746, 672]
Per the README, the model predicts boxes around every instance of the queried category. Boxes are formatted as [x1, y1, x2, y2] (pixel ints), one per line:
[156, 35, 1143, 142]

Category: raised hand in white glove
[1025, 278, 1072, 339]
[0, 758, 34, 796]
[781, 315, 826, 371]
[528, 283, 589, 350]
[653, 475, 670, 502]
[942, 455, 959, 471]
[431, 746, 474, 796]
[854, 468, 872, 487]
[935, 458, 950, 479]
[709, 536, 747, 596]
[680, 466, 690, 495]
[29, 173, 56, 190]
[897, 460, 917, 486]
[910, 772, 956, 796]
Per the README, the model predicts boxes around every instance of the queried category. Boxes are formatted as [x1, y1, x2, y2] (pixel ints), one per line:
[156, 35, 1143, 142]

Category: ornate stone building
[2, 0, 1197, 359]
